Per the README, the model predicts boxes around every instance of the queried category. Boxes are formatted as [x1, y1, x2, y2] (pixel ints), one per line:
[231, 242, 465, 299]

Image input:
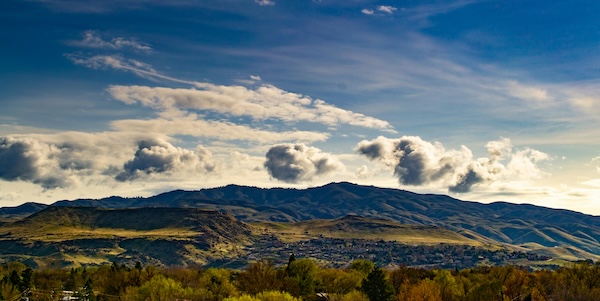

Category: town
[242, 234, 553, 270]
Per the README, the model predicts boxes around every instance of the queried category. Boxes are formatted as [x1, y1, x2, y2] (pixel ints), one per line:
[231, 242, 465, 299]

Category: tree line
[2, 258, 600, 301]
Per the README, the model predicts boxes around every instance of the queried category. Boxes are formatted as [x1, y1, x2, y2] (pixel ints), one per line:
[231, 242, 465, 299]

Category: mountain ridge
[3, 182, 600, 258]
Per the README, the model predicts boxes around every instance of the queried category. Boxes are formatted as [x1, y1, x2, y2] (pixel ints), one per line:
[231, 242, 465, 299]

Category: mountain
[3, 182, 600, 260]
[0, 207, 252, 267]
[0, 202, 49, 225]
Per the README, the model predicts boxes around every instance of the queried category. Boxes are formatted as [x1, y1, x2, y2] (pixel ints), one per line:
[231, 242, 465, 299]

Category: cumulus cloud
[356, 136, 550, 193]
[108, 84, 394, 131]
[72, 30, 152, 52]
[115, 139, 216, 181]
[0, 136, 80, 189]
[264, 143, 344, 183]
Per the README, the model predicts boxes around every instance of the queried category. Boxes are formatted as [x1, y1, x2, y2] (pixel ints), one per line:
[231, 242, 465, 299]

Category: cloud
[361, 9, 374, 15]
[72, 30, 152, 52]
[111, 114, 330, 143]
[378, 5, 397, 14]
[264, 143, 344, 183]
[115, 139, 216, 181]
[108, 84, 394, 131]
[67, 54, 194, 84]
[505, 80, 550, 102]
[0, 136, 79, 189]
[355, 165, 369, 179]
[363, 6, 398, 16]
[255, 0, 274, 6]
[356, 136, 550, 193]
[69, 54, 393, 131]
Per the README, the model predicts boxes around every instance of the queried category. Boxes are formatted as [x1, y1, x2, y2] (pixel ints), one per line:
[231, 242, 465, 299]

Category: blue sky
[1, 0, 600, 214]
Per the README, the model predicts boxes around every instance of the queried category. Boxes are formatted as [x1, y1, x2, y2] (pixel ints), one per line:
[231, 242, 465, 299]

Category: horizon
[1, 1, 600, 215]
[3, 181, 598, 218]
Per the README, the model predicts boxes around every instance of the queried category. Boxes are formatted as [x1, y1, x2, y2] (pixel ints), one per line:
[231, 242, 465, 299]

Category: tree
[198, 268, 238, 301]
[284, 258, 320, 299]
[237, 260, 282, 295]
[397, 279, 442, 301]
[361, 267, 395, 301]
[350, 260, 375, 278]
[224, 290, 300, 301]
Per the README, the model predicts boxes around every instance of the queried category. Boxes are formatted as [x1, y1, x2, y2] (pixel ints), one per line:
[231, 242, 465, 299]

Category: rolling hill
[3, 182, 600, 262]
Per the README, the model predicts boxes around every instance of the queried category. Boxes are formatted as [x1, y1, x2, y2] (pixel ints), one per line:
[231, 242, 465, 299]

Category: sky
[1, 0, 600, 215]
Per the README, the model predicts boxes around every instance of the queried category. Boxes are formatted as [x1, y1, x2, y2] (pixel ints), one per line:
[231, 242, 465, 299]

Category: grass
[251, 216, 480, 245]
[0, 225, 201, 242]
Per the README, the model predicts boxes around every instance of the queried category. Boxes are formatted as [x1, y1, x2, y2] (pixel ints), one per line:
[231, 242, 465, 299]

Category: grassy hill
[0, 207, 252, 268]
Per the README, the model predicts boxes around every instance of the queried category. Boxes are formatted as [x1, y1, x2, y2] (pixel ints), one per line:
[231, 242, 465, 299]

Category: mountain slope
[4, 182, 600, 259]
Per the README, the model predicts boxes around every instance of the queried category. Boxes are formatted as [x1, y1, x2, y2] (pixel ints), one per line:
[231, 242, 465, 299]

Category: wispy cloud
[71, 30, 152, 52]
[66, 54, 194, 84]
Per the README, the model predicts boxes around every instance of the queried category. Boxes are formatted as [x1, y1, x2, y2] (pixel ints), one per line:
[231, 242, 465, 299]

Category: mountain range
[2, 182, 600, 265]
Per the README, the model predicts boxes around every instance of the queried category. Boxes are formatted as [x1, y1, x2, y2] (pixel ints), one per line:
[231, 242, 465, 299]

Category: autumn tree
[237, 260, 282, 295]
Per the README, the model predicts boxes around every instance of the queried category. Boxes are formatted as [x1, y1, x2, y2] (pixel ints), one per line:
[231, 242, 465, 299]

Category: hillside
[3, 182, 600, 262]
[254, 215, 480, 245]
[0, 207, 252, 267]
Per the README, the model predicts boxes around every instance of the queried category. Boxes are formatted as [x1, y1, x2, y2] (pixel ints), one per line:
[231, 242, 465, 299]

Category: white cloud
[255, 0, 274, 6]
[72, 30, 152, 52]
[67, 54, 195, 84]
[378, 5, 398, 14]
[361, 8, 374, 15]
[108, 83, 394, 131]
[355, 165, 370, 179]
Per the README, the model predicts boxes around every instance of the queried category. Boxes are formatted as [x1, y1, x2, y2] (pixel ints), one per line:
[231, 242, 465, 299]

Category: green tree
[361, 267, 395, 301]
[350, 260, 375, 278]
[122, 275, 186, 301]
[198, 268, 238, 301]
[285, 258, 320, 299]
